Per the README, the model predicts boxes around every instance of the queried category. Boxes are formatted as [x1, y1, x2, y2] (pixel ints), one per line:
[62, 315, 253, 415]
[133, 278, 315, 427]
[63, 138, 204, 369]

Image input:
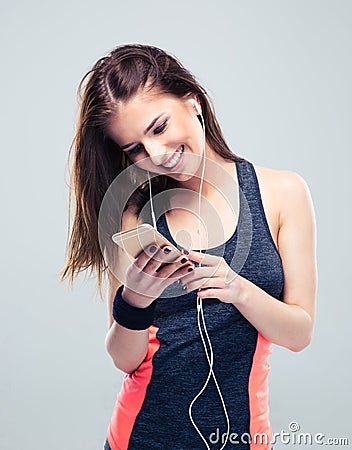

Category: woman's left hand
[179, 249, 245, 305]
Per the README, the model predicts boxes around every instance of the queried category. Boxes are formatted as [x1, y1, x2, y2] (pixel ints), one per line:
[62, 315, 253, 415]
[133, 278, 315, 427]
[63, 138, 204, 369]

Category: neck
[178, 144, 236, 197]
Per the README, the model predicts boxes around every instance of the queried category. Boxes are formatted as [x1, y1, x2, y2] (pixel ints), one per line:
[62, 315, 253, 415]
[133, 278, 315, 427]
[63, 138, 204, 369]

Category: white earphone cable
[147, 102, 230, 449]
[147, 170, 157, 229]
[187, 109, 230, 450]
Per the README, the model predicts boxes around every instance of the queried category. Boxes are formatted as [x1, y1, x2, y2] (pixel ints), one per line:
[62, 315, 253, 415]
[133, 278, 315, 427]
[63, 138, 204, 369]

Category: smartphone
[112, 223, 187, 267]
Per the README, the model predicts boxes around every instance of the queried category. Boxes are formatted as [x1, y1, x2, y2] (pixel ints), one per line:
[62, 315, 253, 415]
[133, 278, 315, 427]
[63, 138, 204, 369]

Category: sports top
[106, 159, 284, 449]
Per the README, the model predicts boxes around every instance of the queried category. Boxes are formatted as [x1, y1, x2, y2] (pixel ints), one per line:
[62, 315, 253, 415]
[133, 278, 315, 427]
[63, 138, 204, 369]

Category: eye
[127, 143, 143, 155]
[154, 121, 167, 135]
[126, 121, 168, 156]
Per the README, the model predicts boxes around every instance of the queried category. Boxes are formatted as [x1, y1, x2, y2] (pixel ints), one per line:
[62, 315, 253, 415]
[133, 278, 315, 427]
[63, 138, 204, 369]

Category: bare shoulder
[253, 164, 313, 224]
[253, 163, 305, 188]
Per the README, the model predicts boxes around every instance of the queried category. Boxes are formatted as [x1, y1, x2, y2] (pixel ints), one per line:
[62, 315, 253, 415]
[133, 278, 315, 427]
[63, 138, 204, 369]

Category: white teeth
[163, 146, 183, 168]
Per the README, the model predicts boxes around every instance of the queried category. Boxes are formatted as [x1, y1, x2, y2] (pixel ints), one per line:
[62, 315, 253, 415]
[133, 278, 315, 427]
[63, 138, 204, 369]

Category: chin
[168, 173, 196, 184]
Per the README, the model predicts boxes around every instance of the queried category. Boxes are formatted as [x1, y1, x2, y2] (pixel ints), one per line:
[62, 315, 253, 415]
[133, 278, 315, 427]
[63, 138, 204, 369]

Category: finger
[185, 278, 223, 293]
[160, 263, 195, 286]
[184, 248, 222, 267]
[157, 253, 194, 277]
[145, 245, 180, 273]
[134, 244, 175, 274]
[139, 245, 193, 280]
[179, 266, 222, 285]
[196, 287, 221, 299]
[156, 263, 194, 292]
[133, 244, 161, 271]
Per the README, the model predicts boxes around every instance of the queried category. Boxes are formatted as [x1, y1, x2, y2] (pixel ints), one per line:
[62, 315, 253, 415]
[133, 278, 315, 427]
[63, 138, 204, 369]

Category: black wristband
[112, 285, 156, 330]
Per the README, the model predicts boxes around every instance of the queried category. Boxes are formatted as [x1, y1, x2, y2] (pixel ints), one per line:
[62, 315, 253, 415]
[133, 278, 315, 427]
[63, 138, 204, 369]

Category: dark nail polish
[187, 267, 194, 272]
[182, 248, 190, 255]
[163, 247, 171, 254]
[149, 245, 157, 253]
[181, 257, 188, 264]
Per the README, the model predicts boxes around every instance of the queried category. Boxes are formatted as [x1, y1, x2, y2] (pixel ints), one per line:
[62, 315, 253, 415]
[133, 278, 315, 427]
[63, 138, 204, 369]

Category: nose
[144, 141, 168, 166]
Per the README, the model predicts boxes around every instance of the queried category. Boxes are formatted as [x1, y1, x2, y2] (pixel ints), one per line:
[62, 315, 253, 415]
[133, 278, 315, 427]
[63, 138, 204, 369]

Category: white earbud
[189, 98, 202, 115]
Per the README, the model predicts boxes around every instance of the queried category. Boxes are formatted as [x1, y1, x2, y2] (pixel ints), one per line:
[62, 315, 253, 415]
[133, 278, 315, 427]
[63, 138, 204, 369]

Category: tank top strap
[236, 159, 281, 258]
[156, 158, 277, 253]
[156, 159, 260, 246]
[236, 159, 262, 210]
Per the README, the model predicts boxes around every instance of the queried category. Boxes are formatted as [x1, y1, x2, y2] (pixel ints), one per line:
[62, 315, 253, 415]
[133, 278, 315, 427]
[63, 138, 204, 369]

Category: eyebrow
[119, 114, 164, 150]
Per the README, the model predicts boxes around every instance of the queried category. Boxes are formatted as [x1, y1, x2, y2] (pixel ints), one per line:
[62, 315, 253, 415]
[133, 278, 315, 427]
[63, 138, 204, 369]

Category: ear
[188, 96, 202, 115]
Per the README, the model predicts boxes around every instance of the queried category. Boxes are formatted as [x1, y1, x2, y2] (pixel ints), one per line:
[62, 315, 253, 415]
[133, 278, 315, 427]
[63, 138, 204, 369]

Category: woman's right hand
[122, 245, 194, 308]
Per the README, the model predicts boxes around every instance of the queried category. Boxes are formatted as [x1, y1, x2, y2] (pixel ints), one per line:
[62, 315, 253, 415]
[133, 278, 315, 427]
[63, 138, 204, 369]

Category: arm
[235, 171, 317, 352]
[105, 272, 150, 374]
[184, 170, 317, 352]
[104, 209, 149, 374]
[105, 209, 196, 372]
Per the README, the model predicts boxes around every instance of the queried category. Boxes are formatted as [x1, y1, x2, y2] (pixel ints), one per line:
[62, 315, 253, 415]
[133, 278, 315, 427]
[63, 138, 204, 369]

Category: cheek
[132, 157, 149, 171]
[132, 156, 168, 176]
[179, 122, 202, 150]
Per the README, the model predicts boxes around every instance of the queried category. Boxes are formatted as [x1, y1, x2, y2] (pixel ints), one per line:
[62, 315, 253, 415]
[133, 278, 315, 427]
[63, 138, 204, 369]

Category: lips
[162, 145, 184, 168]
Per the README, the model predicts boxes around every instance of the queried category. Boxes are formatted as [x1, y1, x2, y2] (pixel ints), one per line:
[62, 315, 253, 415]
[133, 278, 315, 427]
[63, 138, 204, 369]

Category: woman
[61, 44, 317, 450]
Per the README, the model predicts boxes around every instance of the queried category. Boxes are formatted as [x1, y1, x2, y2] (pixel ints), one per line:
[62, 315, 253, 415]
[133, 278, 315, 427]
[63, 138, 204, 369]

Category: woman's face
[106, 88, 204, 182]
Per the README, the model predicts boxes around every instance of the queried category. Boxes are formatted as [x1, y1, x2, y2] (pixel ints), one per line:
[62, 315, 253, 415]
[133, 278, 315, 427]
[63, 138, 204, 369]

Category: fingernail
[177, 279, 182, 285]
[180, 257, 188, 264]
[149, 245, 157, 253]
[187, 267, 193, 272]
[181, 248, 190, 255]
[163, 247, 171, 254]
[182, 285, 187, 291]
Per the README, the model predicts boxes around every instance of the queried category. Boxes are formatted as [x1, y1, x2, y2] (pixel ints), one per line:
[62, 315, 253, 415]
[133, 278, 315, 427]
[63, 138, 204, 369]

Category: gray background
[1, 1, 351, 449]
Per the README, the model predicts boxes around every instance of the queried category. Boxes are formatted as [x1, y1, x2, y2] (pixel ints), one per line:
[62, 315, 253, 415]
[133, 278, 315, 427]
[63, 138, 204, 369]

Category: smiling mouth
[162, 145, 184, 169]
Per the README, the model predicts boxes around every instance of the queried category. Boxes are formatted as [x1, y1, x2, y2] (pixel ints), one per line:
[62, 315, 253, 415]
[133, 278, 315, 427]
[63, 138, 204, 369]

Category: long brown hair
[60, 43, 246, 298]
